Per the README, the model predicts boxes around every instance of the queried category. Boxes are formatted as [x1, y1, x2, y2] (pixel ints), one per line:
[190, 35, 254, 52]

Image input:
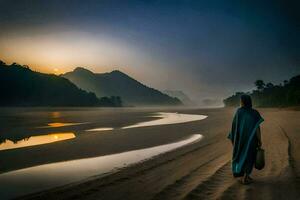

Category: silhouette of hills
[0, 61, 122, 107]
[63, 67, 182, 106]
[224, 74, 300, 107]
[163, 90, 196, 106]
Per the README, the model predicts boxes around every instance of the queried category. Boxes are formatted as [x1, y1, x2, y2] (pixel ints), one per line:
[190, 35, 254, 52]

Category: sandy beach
[1, 108, 300, 200]
[1, 1, 299, 199]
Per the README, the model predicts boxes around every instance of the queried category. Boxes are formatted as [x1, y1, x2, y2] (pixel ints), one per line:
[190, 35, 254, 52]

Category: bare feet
[247, 176, 253, 181]
[241, 175, 253, 185]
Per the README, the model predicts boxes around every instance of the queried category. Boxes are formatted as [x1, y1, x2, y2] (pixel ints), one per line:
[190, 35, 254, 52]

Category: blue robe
[228, 107, 264, 177]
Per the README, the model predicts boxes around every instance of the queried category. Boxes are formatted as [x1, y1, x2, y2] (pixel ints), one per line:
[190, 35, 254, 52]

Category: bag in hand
[255, 147, 265, 170]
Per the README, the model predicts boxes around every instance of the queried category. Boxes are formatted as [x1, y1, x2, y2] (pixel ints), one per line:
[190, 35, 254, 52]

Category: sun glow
[40, 122, 85, 128]
[0, 133, 75, 151]
[0, 30, 143, 74]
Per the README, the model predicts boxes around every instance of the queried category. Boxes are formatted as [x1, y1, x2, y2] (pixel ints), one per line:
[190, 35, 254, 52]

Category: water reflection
[0, 134, 202, 199]
[123, 112, 207, 129]
[51, 111, 61, 119]
[41, 122, 84, 128]
[86, 127, 114, 131]
[0, 133, 75, 151]
[88, 112, 207, 131]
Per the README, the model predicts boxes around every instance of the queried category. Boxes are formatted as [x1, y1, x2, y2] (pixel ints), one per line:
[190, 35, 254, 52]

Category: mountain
[63, 67, 182, 106]
[0, 61, 121, 107]
[163, 90, 196, 106]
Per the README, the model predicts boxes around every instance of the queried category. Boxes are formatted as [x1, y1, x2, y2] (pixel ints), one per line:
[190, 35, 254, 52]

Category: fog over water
[0, 111, 206, 200]
[0, 1, 299, 105]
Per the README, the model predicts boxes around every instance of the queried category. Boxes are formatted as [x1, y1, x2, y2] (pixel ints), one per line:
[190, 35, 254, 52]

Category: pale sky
[0, 0, 299, 105]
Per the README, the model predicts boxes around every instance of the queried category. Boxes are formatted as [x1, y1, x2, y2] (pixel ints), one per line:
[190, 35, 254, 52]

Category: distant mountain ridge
[63, 67, 182, 106]
[163, 90, 196, 106]
[0, 61, 121, 107]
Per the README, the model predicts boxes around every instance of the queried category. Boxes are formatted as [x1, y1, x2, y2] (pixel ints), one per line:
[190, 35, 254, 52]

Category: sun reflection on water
[0, 133, 75, 151]
[39, 122, 85, 128]
[48, 123, 78, 127]
[51, 111, 61, 118]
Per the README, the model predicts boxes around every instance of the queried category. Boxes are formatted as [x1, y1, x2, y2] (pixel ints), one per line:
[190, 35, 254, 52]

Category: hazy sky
[0, 0, 299, 105]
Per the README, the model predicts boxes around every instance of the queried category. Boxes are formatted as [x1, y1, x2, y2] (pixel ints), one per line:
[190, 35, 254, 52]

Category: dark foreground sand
[13, 108, 300, 199]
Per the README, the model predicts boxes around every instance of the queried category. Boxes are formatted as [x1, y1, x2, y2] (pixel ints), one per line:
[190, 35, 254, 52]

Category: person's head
[240, 94, 252, 108]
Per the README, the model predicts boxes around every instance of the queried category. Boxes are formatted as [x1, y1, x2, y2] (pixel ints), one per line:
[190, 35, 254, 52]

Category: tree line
[0, 60, 122, 107]
[223, 74, 300, 107]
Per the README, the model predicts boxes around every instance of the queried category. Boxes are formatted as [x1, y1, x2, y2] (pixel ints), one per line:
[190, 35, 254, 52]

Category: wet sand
[2, 108, 300, 199]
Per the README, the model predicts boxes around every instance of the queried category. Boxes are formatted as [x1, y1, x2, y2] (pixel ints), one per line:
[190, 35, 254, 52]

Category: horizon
[3, 60, 299, 108]
[1, 1, 300, 198]
[0, 0, 299, 105]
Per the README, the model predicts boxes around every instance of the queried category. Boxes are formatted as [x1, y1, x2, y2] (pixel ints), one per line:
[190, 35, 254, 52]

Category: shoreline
[0, 134, 203, 200]
[2, 108, 300, 199]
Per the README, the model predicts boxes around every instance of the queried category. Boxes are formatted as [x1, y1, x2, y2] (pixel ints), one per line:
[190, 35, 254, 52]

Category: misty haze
[0, 1, 300, 200]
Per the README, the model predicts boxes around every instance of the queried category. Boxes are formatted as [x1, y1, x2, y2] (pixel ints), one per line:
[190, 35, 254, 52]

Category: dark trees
[224, 75, 300, 107]
[0, 62, 122, 107]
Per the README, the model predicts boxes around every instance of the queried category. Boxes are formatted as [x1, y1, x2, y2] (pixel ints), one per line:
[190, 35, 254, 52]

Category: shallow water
[39, 122, 85, 128]
[123, 112, 207, 129]
[0, 112, 206, 150]
[0, 134, 202, 200]
[86, 127, 114, 131]
[0, 109, 208, 199]
[0, 133, 75, 151]
[87, 112, 207, 131]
